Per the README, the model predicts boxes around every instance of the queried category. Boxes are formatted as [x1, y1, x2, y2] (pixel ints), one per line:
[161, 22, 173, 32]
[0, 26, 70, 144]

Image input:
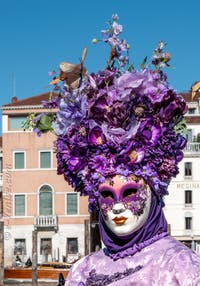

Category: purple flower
[105, 100, 133, 128]
[136, 120, 161, 146]
[107, 36, 121, 47]
[67, 157, 80, 171]
[144, 84, 167, 104]
[33, 127, 42, 137]
[89, 155, 108, 173]
[88, 126, 106, 145]
[55, 95, 87, 135]
[117, 72, 144, 93]
[112, 14, 119, 21]
[42, 96, 59, 108]
[48, 70, 56, 76]
[112, 21, 123, 35]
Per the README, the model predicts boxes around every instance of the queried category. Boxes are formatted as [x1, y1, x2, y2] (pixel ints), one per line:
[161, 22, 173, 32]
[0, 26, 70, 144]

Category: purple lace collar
[103, 231, 169, 260]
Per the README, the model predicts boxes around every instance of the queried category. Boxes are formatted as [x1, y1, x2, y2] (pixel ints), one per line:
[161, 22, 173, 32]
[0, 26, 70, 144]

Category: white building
[164, 83, 200, 253]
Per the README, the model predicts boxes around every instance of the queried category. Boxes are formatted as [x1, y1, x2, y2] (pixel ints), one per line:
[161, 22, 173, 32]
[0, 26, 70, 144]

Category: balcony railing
[184, 142, 200, 153]
[34, 215, 58, 231]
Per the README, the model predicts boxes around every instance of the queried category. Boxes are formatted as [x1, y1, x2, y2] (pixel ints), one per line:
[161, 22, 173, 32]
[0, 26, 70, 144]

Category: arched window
[39, 185, 53, 215]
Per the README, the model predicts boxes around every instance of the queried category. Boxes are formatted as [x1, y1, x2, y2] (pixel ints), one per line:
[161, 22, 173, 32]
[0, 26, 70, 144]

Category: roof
[181, 91, 200, 102]
[181, 91, 200, 123]
[185, 116, 200, 124]
[2, 92, 58, 108]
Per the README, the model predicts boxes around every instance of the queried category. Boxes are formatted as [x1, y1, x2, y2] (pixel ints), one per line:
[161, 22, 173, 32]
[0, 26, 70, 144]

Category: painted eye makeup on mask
[99, 182, 150, 216]
[99, 189, 115, 216]
[122, 185, 149, 215]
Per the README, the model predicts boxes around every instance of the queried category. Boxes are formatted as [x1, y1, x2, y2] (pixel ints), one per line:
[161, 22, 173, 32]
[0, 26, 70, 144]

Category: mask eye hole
[123, 188, 137, 198]
[100, 190, 114, 199]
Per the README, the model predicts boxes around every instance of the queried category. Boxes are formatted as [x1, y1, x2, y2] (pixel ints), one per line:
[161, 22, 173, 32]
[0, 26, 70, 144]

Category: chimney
[11, 96, 18, 103]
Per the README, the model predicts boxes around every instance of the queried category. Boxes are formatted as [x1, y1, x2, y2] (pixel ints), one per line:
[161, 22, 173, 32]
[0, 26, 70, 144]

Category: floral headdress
[26, 14, 187, 212]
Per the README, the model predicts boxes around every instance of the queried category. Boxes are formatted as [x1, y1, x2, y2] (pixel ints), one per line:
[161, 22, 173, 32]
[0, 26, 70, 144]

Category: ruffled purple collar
[99, 191, 168, 260]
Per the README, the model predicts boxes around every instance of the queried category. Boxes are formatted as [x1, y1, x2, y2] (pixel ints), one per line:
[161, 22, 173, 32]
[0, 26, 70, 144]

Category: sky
[0, 0, 200, 133]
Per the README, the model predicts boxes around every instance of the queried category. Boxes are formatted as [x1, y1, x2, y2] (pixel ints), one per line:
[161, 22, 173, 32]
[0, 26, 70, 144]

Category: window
[186, 129, 193, 142]
[66, 193, 78, 215]
[184, 162, 192, 177]
[0, 191, 2, 216]
[9, 116, 28, 131]
[39, 185, 53, 215]
[40, 151, 51, 168]
[14, 239, 26, 255]
[14, 195, 25, 216]
[67, 238, 78, 254]
[40, 238, 52, 261]
[188, 108, 196, 115]
[185, 217, 192, 230]
[0, 157, 2, 173]
[185, 190, 192, 205]
[14, 152, 25, 169]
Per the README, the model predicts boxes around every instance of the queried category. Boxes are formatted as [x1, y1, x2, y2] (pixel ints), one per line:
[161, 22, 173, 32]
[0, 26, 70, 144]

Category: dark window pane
[39, 185, 52, 215]
[14, 238, 26, 255]
[40, 151, 51, 168]
[184, 162, 192, 176]
[67, 238, 78, 254]
[67, 194, 77, 215]
[10, 116, 27, 131]
[15, 195, 25, 216]
[185, 190, 192, 204]
[185, 217, 192, 230]
[14, 152, 25, 169]
[40, 238, 52, 255]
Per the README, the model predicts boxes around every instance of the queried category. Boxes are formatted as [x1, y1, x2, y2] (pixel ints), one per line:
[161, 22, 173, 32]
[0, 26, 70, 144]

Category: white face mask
[98, 175, 151, 236]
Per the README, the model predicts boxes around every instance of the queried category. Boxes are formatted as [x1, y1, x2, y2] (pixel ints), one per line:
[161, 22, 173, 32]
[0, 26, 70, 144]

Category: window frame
[8, 115, 28, 131]
[188, 108, 196, 115]
[185, 190, 192, 206]
[184, 162, 192, 177]
[38, 185, 53, 216]
[186, 129, 193, 142]
[66, 193, 78, 215]
[0, 157, 3, 174]
[14, 194, 26, 216]
[39, 150, 52, 169]
[40, 237, 52, 255]
[67, 237, 78, 254]
[13, 151, 26, 170]
[14, 238, 26, 255]
[185, 216, 192, 230]
[0, 191, 3, 216]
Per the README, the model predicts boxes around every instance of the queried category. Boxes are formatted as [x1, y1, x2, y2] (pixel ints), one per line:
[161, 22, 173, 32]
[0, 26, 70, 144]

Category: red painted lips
[112, 216, 127, 225]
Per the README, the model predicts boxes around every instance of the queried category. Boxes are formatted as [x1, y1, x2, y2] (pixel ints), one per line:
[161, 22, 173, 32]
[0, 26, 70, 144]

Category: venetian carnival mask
[98, 175, 151, 236]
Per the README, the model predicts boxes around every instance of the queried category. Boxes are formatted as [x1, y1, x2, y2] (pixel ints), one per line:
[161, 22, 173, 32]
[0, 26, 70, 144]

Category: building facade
[0, 137, 2, 217]
[164, 86, 200, 253]
[1, 94, 90, 267]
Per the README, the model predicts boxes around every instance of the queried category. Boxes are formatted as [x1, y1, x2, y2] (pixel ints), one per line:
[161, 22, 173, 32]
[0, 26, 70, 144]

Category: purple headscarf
[99, 190, 168, 260]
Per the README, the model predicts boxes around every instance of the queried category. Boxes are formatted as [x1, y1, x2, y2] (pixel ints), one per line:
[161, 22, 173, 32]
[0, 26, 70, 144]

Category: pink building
[0, 136, 2, 216]
[1, 93, 90, 267]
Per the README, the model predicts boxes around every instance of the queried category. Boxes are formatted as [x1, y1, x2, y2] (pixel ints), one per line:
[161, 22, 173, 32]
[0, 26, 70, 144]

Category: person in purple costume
[65, 175, 200, 286]
[29, 14, 200, 286]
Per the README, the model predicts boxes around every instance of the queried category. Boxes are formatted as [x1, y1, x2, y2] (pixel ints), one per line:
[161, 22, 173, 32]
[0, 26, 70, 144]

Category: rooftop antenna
[12, 72, 16, 99]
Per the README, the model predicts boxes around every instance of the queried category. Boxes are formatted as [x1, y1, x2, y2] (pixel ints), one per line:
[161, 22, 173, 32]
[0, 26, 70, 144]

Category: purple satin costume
[65, 193, 200, 285]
